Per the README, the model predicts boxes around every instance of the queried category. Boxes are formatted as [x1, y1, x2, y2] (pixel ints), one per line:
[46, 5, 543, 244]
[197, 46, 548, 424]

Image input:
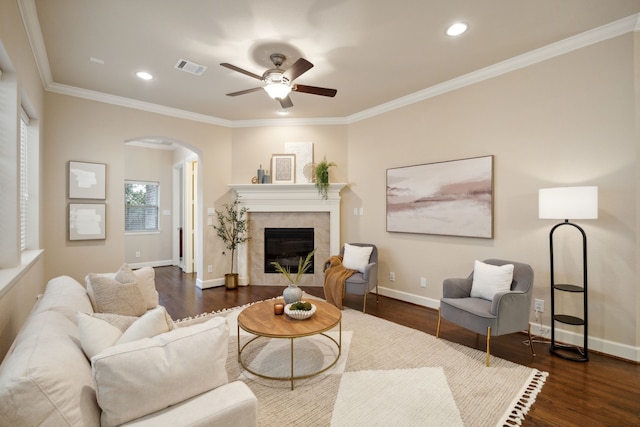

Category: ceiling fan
[220, 53, 337, 109]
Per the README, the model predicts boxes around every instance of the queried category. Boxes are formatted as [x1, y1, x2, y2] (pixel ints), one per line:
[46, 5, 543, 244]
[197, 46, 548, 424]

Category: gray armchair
[339, 243, 379, 313]
[436, 259, 536, 366]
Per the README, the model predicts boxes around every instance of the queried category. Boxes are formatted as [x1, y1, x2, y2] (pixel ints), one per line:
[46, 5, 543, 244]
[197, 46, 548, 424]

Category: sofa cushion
[86, 273, 147, 316]
[77, 306, 175, 359]
[470, 260, 514, 301]
[34, 275, 95, 320]
[0, 285, 101, 426]
[93, 317, 229, 427]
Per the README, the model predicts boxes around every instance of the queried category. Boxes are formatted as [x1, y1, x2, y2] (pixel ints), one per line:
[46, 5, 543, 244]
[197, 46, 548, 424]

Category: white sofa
[0, 275, 258, 426]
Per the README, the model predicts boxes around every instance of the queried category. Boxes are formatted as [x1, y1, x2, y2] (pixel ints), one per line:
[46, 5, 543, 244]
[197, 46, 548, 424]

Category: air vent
[174, 59, 207, 76]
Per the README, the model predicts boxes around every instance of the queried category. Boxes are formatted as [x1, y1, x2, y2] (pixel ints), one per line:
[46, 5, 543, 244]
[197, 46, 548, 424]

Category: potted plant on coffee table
[212, 198, 249, 289]
[271, 249, 316, 303]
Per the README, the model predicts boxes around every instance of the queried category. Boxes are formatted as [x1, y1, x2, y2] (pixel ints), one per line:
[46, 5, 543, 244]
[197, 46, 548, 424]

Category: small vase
[282, 284, 303, 304]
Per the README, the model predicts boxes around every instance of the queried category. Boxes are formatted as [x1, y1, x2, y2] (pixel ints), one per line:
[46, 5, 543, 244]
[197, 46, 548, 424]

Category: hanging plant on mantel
[314, 158, 336, 199]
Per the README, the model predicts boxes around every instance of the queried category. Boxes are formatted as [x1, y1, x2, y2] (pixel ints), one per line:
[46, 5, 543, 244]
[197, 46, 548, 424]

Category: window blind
[125, 181, 159, 231]
[20, 116, 28, 250]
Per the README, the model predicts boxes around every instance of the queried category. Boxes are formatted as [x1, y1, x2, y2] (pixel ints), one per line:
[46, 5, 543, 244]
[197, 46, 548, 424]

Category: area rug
[178, 297, 547, 427]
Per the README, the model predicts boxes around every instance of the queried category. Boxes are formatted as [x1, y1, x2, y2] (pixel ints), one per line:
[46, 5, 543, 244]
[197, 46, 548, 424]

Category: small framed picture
[271, 154, 296, 184]
[68, 161, 106, 199]
[69, 203, 106, 240]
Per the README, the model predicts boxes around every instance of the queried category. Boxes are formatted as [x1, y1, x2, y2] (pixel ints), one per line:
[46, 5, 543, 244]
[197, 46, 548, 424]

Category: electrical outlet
[207, 265, 213, 273]
[534, 299, 544, 312]
[420, 277, 427, 288]
[135, 251, 141, 258]
[389, 272, 395, 282]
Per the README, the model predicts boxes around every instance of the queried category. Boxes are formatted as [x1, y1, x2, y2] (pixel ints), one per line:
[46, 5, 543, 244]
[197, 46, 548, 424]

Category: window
[20, 115, 28, 250]
[125, 181, 159, 232]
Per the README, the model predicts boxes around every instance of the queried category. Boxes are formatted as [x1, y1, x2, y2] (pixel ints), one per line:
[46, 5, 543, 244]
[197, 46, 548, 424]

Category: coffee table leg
[290, 338, 295, 390]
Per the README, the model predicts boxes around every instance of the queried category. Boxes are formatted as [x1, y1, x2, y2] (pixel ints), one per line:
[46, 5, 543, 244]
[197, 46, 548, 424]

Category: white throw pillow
[470, 260, 514, 301]
[342, 243, 374, 273]
[92, 317, 229, 427]
[77, 306, 175, 359]
[86, 273, 147, 316]
[114, 264, 159, 310]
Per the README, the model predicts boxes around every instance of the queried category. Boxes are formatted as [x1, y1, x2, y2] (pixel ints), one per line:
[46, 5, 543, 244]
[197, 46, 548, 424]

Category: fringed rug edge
[496, 369, 549, 427]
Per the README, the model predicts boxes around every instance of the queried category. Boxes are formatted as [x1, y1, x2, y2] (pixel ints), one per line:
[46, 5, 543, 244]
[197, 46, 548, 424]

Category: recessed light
[446, 22, 468, 37]
[136, 71, 153, 80]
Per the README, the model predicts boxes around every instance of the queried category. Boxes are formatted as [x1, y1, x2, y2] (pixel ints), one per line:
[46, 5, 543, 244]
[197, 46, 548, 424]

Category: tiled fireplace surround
[230, 184, 345, 287]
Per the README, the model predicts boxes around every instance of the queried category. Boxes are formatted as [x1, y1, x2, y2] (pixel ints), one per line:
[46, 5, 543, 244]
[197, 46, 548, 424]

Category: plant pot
[225, 273, 239, 290]
[282, 284, 303, 304]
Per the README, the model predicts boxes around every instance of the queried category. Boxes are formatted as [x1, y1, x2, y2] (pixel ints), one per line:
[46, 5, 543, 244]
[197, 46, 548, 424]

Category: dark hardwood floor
[155, 266, 640, 427]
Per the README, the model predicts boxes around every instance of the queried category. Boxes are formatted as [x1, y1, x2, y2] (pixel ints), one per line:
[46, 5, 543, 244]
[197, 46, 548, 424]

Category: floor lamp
[538, 186, 598, 361]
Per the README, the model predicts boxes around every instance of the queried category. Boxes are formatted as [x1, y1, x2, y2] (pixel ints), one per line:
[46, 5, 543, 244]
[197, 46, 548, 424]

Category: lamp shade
[538, 186, 598, 220]
[263, 83, 291, 100]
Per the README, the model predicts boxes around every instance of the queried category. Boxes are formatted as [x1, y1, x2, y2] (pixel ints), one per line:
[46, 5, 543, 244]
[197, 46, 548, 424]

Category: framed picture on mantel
[271, 154, 296, 184]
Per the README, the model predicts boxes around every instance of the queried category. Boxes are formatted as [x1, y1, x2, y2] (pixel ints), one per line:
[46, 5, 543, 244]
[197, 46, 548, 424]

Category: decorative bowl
[284, 303, 316, 320]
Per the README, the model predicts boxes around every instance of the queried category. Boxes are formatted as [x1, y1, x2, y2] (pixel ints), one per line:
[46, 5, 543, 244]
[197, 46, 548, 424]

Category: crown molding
[18, 1, 639, 128]
[17, 0, 52, 87]
[346, 13, 640, 124]
[46, 82, 233, 127]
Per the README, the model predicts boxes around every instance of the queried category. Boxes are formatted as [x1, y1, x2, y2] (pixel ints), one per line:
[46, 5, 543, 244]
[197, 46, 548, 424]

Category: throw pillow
[132, 266, 160, 309]
[86, 274, 147, 316]
[342, 243, 374, 273]
[114, 264, 159, 310]
[77, 306, 175, 359]
[470, 260, 514, 301]
[92, 317, 229, 427]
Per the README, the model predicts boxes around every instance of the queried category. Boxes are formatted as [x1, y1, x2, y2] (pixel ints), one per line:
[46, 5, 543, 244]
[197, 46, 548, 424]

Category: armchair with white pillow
[436, 259, 536, 367]
[324, 243, 378, 313]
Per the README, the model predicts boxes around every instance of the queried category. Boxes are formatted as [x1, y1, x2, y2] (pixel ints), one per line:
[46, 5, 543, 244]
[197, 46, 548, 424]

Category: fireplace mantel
[229, 183, 346, 286]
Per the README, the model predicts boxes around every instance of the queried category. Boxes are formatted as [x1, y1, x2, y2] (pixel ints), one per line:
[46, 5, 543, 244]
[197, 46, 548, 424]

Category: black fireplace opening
[264, 228, 314, 274]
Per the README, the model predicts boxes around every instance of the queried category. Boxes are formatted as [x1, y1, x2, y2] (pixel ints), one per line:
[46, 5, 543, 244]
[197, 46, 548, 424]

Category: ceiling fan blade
[220, 63, 263, 80]
[282, 58, 313, 83]
[226, 87, 263, 97]
[293, 84, 337, 97]
[278, 96, 294, 109]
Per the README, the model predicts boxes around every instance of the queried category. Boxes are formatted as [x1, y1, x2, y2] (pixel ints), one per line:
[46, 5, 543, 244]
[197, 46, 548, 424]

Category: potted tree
[314, 157, 336, 200]
[212, 198, 249, 289]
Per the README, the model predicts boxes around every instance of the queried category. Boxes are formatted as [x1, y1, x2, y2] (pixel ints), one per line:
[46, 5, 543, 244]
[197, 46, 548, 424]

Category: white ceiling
[24, 0, 640, 124]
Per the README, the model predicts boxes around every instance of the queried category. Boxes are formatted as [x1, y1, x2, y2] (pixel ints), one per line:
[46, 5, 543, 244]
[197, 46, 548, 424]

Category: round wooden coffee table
[237, 298, 342, 390]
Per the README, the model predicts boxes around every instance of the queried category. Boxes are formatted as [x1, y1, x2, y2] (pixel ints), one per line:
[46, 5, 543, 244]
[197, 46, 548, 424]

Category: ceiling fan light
[264, 83, 291, 99]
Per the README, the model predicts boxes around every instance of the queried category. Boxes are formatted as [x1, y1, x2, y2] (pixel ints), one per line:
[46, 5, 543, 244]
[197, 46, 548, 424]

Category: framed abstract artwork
[69, 203, 106, 240]
[271, 154, 296, 184]
[386, 155, 494, 238]
[284, 142, 314, 183]
[68, 161, 106, 199]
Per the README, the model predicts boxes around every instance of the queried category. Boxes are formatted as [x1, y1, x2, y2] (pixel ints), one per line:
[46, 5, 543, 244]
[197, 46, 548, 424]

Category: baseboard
[376, 286, 440, 310]
[528, 323, 639, 362]
[197, 276, 250, 289]
[127, 260, 173, 269]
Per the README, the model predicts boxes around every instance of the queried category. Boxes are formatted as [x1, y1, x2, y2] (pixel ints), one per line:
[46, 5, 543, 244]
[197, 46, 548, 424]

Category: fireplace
[264, 228, 314, 274]
[227, 183, 345, 288]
